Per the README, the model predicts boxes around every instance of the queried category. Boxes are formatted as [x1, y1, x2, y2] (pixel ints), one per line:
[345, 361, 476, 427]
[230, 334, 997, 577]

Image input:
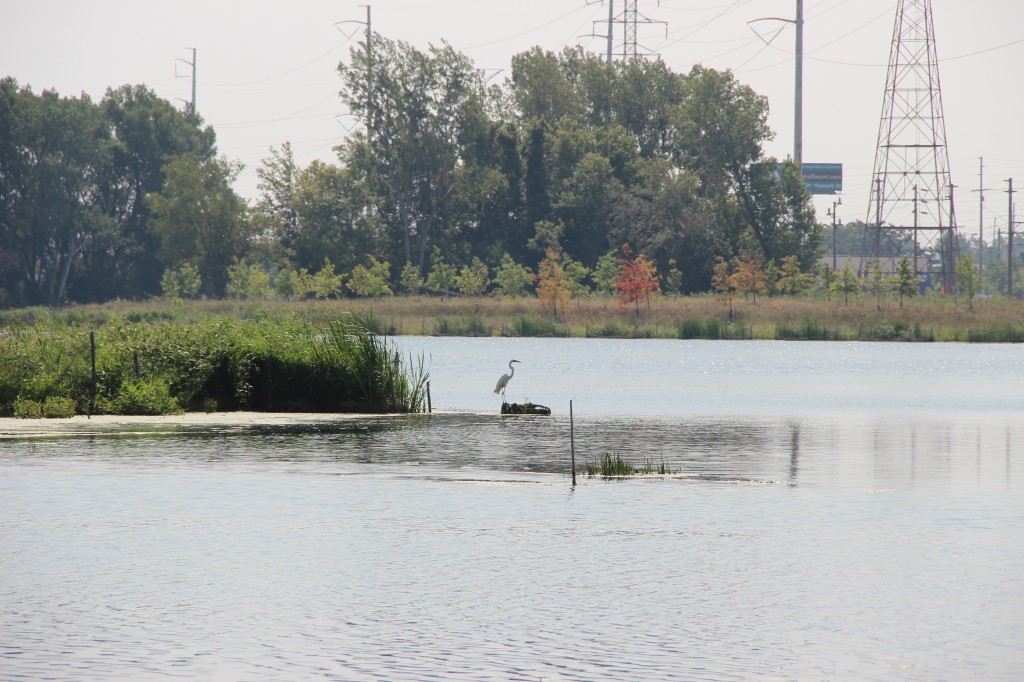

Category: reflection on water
[2, 337, 1023, 680]
[10, 410, 1016, 489]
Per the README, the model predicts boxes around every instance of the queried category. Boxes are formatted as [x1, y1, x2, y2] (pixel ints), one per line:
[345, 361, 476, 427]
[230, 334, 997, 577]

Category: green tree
[310, 259, 343, 299]
[226, 260, 272, 300]
[253, 143, 300, 256]
[455, 257, 490, 296]
[955, 254, 980, 310]
[562, 255, 591, 304]
[274, 267, 313, 300]
[289, 160, 379, 275]
[523, 120, 552, 238]
[339, 35, 484, 275]
[146, 153, 248, 298]
[509, 47, 581, 123]
[554, 151, 622, 266]
[493, 253, 534, 298]
[674, 67, 821, 267]
[816, 263, 836, 301]
[776, 255, 806, 295]
[160, 263, 202, 299]
[866, 259, 892, 310]
[399, 262, 424, 295]
[665, 259, 684, 295]
[425, 249, 458, 293]
[895, 256, 917, 307]
[0, 83, 113, 305]
[833, 264, 860, 305]
[592, 248, 621, 297]
[347, 256, 393, 297]
[84, 83, 215, 300]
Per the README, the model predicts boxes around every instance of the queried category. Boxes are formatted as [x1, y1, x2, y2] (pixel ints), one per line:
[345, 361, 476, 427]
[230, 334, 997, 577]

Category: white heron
[493, 359, 521, 401]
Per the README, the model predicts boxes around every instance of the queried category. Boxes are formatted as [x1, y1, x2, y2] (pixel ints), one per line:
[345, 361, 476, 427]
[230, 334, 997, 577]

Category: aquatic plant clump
[584, 452, 675, 477]
[0, 313, 429, 417]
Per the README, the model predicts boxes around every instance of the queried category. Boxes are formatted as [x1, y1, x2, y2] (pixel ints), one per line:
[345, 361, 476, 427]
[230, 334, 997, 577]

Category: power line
[199, 41, 350, 88]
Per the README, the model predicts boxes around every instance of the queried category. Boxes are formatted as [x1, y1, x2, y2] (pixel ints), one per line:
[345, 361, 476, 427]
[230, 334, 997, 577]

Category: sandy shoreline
[0, 411, 421, 439]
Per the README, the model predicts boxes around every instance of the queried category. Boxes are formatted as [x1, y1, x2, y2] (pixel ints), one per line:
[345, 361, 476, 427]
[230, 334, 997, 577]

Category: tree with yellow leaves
[729, 253, 767, 302]
[533, 248, 572, 319]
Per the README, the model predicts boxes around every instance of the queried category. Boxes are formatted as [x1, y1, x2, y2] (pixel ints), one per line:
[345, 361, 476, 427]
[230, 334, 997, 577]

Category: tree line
[1, 37, 824, 308]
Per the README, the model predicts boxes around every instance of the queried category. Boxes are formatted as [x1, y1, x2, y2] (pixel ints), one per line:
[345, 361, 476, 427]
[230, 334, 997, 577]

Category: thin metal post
[89, 332, 96, 419]
[570, 400, 576, 486]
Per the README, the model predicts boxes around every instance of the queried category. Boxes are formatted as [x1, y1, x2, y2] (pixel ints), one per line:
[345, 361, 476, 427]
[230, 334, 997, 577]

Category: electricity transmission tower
[861, 0, 958, 292]
[586, 1, 666, 62]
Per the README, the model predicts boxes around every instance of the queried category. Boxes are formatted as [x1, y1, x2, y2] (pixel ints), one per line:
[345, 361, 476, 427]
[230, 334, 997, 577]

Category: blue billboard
[800, 163, 843, 194]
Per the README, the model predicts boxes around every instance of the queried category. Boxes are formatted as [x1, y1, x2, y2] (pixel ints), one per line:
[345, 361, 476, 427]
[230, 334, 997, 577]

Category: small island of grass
[0, 312, 428, 419]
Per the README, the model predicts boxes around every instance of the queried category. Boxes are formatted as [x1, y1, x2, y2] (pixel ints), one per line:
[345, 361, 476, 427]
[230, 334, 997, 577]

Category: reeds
[584, 452, 675, 477]
[0, 312, 428, 417]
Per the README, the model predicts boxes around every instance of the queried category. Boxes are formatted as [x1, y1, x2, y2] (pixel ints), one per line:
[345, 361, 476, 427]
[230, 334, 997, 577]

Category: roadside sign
[801, 163, 842, 194]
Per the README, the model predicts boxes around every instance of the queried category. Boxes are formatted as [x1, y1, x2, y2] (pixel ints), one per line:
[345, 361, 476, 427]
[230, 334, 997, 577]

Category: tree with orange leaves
[729, 253, 767, 302]
[534, 247, 572, 319]
[615, 243, 660, 317]
[711, 256, 735, 318]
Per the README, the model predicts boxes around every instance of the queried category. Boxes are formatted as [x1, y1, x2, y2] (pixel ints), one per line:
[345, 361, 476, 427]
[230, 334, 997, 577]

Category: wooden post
[570, 399, 576, 486]
[427, 382, 432, 413]
[89, 332, 96, 419]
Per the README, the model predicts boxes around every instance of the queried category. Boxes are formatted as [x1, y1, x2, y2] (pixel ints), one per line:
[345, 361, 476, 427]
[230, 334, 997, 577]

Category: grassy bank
[4, 294, 1020, 343]
[0, 312, 429, 418]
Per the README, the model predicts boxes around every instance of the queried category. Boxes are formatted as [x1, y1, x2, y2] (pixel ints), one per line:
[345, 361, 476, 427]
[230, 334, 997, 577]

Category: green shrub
[13, 398, 43, 419]
[42, 396, 77, 418]
[107, 378, 183, 416]
[590, 322, 628, 338]
[678, 317, 723, 340]
[775, 318, 837, 341]
[509, 316, 566, 337]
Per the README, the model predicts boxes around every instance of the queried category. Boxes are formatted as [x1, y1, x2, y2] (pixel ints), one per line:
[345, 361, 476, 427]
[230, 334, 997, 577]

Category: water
[2, 339, 1022, 680]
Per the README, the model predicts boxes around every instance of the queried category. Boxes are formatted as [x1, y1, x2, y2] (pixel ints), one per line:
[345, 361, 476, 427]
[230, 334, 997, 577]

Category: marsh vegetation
[0, 312, 428, 418]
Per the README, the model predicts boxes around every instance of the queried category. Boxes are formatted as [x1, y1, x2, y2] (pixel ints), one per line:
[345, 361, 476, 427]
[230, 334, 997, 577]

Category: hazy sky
[4, 0, 1023, 239]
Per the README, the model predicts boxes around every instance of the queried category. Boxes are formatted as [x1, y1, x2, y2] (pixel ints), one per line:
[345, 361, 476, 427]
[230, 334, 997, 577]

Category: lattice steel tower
[587, 1, 665, 62]
[861, 0, 958, 291]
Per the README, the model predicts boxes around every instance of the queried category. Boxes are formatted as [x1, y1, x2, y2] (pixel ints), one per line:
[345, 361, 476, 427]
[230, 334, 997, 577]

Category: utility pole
[176, 48, 197, 116]
[585, 1, 615, 63]
[749, 1, 803, 165]
[795, 0, 803, 166]
[828, 197, 842, 271]
[1010, 178, 1017, 296]
[365, 5, 372, 145]
[607, 0, 614, 63]
[978, 157, 984, 274]
[337, 7, 373, 148]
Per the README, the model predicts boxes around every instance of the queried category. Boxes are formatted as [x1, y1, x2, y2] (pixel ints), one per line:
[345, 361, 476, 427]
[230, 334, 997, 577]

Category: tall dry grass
[3, 292, 1022, 342]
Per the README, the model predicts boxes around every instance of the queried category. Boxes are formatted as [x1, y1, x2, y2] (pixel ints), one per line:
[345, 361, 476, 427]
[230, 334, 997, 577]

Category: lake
[2, 338, 1022, 680]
